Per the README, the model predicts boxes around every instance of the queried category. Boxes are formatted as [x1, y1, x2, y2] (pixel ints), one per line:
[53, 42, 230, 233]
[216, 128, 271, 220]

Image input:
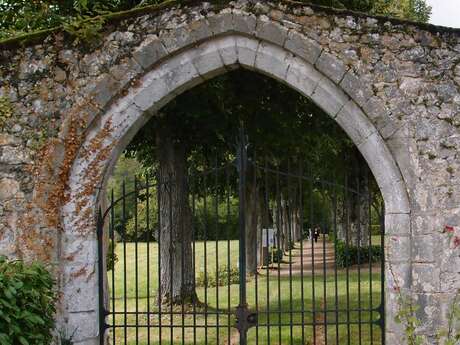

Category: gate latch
[235, 304, 258, 333]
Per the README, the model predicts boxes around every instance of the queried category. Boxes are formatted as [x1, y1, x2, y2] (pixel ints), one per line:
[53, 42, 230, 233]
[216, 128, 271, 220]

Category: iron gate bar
[110, 189, 116, 345]
[236, 128, 249, 345]
[333, 182, 340, 345]
[264, 160, 271, 345]
[380, 202, 386, 345]
[310, 170, 316, 345]
[225, 165, 231, 345]
[276, 166, 282, 345]
[134, 177, 139, 345]
[122, 180, 127, 345]
[156, 176, 162, 345]
[368, 174, 374, 345]
[322, 180, 328, 345]
[145, 174, 151, 345]
[97, 208, 106, 345]
[203, 173, 208, 345]
[357, 174, 362, 345]
[345, 175, 351, 345]
[287, 160, 294, 345]
[298, 162, 306, 345]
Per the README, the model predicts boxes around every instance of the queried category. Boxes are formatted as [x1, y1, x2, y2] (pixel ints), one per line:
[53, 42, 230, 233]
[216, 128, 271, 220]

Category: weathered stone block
[336, 100, 376, 146]
[386, 235, 411, 262]
[285, 56, 322, 97]
[357, 132, 410, 215]
[208, 10, 234, 36]
[233, 10, 257, 35]
[255, 16, 288, 47]
[236, 36, 260, 69]
[216, 35, 238, 68]
[132, 35, 168, 70]
[190, 40, 225, 80]
[284, 30, 322, 65]
[412, 263, 440, 293]
[340, 70, 374, 107]
[311, 76, 349, 117]
[65, 310, 99, 342]
[254, 41, 291, 82]
[315, 51, 347, 84]
[132, 71, 170, 112]
[385, 213, 410, 236]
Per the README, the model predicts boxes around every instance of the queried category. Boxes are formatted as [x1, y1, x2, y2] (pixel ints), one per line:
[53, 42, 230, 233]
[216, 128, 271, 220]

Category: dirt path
[276, 236, 336, 277]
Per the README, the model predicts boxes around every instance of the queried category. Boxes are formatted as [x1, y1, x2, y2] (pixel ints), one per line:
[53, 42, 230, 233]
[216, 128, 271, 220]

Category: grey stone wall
[0, 1, 459, 343]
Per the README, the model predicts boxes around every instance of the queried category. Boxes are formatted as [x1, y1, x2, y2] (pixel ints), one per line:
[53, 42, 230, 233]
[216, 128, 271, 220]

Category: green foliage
[394, 292, 425, 345]
[335, 240, 382, 268]
[107, 240, 118, 272]
[0, 256, 56, 345]
[196, 265, 239, 288]
[63, 14, 106, 46]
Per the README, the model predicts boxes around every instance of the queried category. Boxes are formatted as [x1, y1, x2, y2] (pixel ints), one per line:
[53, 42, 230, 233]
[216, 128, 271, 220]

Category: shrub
[335, 240, 382, 268]
[0, 256, 56, 345]
[107, 240, 118, 271]
[271, 248, 284, 263]
[196, 265, 239, 288]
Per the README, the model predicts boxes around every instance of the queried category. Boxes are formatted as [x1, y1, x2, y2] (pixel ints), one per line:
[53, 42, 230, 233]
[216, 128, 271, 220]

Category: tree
[0, 0, 431, 39]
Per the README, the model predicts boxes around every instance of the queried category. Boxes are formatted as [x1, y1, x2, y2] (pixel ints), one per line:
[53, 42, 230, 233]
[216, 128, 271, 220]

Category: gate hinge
[235, 304, 258, 333]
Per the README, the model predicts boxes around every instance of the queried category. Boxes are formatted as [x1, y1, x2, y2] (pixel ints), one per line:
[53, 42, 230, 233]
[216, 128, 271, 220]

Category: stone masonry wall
[0, 1, 459, 343]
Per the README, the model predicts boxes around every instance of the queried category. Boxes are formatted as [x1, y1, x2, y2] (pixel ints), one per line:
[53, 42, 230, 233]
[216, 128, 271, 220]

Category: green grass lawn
[107, 241, 383, 345]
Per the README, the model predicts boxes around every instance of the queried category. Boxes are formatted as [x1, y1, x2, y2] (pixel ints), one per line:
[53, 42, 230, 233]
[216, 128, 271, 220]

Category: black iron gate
[98, 137, 385, 345]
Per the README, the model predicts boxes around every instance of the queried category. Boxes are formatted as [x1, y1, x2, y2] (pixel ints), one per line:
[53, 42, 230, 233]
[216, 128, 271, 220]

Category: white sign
[262, 228, 276, 247]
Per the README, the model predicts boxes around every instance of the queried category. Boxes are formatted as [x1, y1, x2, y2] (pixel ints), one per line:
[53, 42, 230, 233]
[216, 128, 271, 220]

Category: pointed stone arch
[61, 27, 410, 343]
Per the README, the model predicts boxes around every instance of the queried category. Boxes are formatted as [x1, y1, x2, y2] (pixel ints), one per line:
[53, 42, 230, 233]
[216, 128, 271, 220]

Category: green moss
[0, 96, 14, 128]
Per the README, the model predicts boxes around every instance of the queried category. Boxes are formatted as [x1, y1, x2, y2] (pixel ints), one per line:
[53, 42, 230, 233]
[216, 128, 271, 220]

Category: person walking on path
[314, 226, 320, 243]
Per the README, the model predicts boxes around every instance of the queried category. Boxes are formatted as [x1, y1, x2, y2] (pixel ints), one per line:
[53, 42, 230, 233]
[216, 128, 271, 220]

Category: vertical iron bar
[122, 180, 127, 345]
[134, 177, 139, 345]
[298, 164, 305, 345]
[237, 129, 248, 345]
[264, 160, 271, 345]
[275, 166, 282, 345]
[345, 176, 351, 345]
[97, 208, 106, 345]
[191, 174, 197, 345]
[215, 158, 220, 345]
[380, 203, 385, 345]
[310, 172, 316, 345]
[367, 175, 374, 345]
[181, 175, 186, 345]
[157, 177, 162, 345]
[333, 185, 339, 345]
[287, 162, 294, 345]
[110, 190, 115, 345]
[253, 154, 259, 345]
[226, 165, 231, 345]
[204, 174, 209, 345]
[168, 177, 173, 345]
[146, 175, 151, 345]
[322, 181, 328, 345]
[357, 175, 362, 345]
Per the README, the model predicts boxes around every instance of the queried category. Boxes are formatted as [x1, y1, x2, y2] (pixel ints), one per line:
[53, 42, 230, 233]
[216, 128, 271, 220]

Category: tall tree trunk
[348, 153, 370, 247]
[156, 127, 196, 305]
[245, 169, 258, 275]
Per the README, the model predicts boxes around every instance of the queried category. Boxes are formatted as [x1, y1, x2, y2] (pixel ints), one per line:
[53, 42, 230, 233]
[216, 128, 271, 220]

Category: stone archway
[1, 2, 459, 344]
[62, 32, 409, 343]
